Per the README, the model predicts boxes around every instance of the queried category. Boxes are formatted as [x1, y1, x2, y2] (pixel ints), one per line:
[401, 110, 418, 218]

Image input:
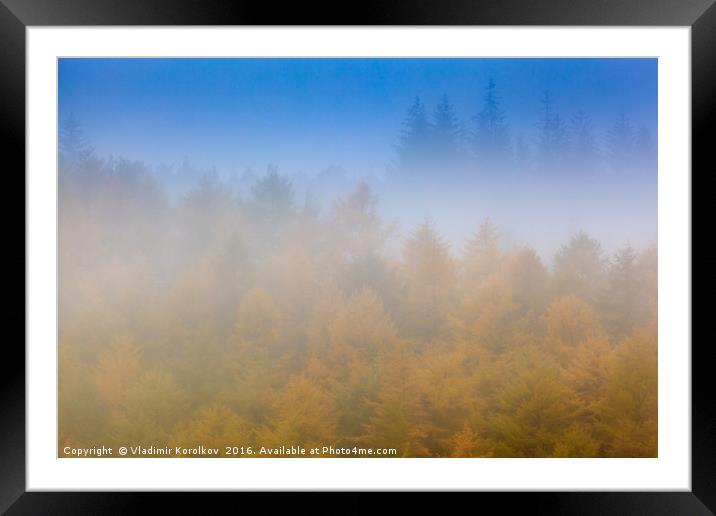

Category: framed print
[4, 0, 711, 511]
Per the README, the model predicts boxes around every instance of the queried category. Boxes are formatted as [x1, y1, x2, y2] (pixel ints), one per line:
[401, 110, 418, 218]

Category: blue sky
[58, 58, 657, 176]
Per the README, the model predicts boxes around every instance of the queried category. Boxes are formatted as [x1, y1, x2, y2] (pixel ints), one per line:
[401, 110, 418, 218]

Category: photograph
[57, 57, 658, 459]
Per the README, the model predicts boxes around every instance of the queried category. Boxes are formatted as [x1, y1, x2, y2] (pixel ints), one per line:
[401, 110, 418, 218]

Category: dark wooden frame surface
[3, 0, 709, 512]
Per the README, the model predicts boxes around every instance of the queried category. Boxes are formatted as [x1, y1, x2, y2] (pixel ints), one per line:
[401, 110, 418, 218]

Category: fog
[58, 59, 657, 458]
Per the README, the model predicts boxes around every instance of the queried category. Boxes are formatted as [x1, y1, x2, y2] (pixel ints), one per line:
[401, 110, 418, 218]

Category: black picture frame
[4, 0, 709, 512]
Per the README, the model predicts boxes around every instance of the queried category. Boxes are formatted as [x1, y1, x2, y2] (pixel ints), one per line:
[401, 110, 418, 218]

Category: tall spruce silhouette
[473, 79, 510, 170]
[431, 94, 464, 169]
[537, 91, 569, 169]
[396, 97, 432, 175]
[607, 107, 635, 173]
[59, 113, 93, 168]
[570, 111, 600, 173]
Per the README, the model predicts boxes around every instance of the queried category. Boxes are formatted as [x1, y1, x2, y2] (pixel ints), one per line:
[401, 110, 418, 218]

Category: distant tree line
[394, 79, 656, 179]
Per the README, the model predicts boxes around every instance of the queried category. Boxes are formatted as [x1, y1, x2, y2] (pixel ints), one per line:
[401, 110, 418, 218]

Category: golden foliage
[93, 337, 142, 407]
[172, 404, 251, 451]
[58, 174, 658, 458]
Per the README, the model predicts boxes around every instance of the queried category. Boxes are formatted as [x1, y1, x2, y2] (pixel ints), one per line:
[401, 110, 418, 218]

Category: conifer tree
[473, 79, 510, 169]
[570, 111, 600, 173]
[607, 107, 636, 173]
[463, 217, 501, 289]
[537, 91, 570, 168]
[432, 93, 464, 168]
[603, 244, 640, 338]
[400, 221, 457, 341]
[59, 113, 94, 167]
[553, 231, 607, 305]
[396, 97, 432, 174]
[597, 329, 657, 457]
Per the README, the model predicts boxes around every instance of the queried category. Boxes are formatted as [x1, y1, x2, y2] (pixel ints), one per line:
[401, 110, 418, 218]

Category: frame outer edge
[6, 0, 712, 510]
[692, 1, 716, 513]
[0, 0, 715, 26]
[0, 0, 27, 513]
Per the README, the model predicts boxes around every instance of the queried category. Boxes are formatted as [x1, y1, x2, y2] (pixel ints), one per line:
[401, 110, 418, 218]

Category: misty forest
[59, 77, 657, 458]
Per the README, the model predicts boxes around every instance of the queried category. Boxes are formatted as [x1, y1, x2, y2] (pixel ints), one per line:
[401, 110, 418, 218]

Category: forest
[58, 81, 657, 458]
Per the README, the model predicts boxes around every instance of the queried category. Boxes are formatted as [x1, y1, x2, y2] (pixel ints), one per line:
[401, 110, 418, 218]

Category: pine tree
[330, 182, 392, 260]
[636, 244, 658, 326]
[545, 295, 603, 363]
[229, 287, 285, 363]
[553, 231, 607, 305]
[564, 335, 613, 420]
[450, 423, 492, 457]
[463, 217, 501, 289]
[473, 78, 510, 169]
[489, 346, 577, 457]
[256, 375, 338, 451]
[110, 370, 186, 445]
[250, 166, 295, 233]
[537, 91, 570, 168]
[396, 97, 432, 174]
[502, 247, 550, 318]
[607, 107, 635, 173]
[171, 403, 252, 451]
[553, 424, 600, 457]
[603, 244, 640, 338]
[597, 329, 657, 457]
[455, 274, 518, 355]
[414, 348, 476, 454]
[59, 113, 93, 167]
[325, 288, 399, 376]
[635, 124, 657, 173]
[400, 221, 457, 341]
[93, 337, 143, 407]
[432, 93, 464, 169]
[570, 111, 600, 173]
[59, 344, 107, 448]
[364, 342, 430, 457]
